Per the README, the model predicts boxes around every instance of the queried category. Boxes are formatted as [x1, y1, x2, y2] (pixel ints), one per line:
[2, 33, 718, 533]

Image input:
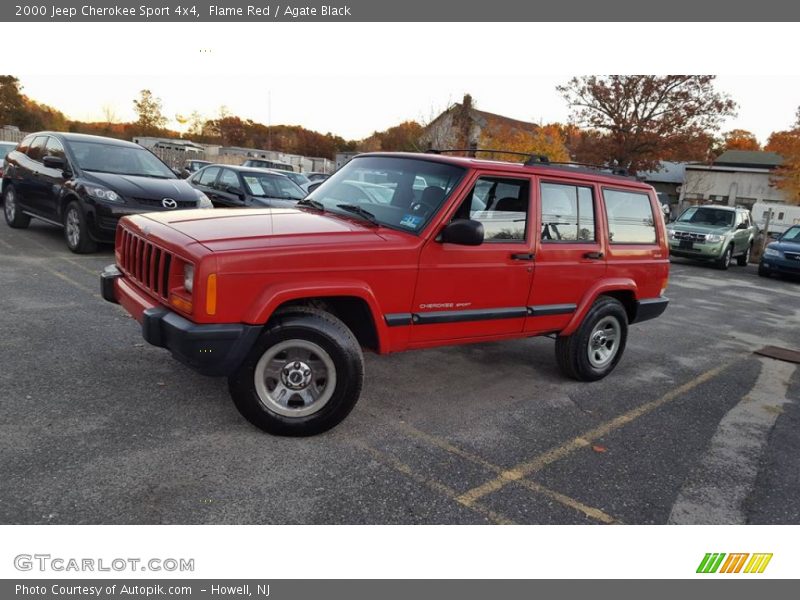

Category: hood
[83, 172, 198, 201]
[667, 222, 733, 235]
[139, 207, 387, 251]
[770, 238, 800, 252]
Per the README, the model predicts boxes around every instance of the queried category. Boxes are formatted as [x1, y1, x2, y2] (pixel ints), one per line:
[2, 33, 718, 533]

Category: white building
[678, 150, 788, 212]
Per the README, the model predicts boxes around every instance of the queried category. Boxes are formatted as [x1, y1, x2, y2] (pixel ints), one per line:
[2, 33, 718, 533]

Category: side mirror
[439, 219, 484, 246]
[737, 222, 748, 230]
[43, 155, 66, 170]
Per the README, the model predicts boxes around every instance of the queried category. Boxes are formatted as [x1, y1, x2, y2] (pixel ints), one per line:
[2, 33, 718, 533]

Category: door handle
[510, 253, 535, 261]
[583, 251, 604, 259]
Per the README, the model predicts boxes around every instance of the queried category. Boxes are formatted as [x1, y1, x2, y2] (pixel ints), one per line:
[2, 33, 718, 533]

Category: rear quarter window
[603, 188, 657, 244]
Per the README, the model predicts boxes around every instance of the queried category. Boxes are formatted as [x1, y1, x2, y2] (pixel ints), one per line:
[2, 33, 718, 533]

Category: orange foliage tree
[478, 122, 570, 162]
[765, 114, 800, 205]
[722, 129, 761, 151]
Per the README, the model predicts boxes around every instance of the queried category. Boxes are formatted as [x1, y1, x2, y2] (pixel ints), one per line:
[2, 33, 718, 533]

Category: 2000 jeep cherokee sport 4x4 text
[101, 152, 670, 436]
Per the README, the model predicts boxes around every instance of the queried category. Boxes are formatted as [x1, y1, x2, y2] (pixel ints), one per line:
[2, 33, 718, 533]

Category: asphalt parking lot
[1, 219, 799, 525]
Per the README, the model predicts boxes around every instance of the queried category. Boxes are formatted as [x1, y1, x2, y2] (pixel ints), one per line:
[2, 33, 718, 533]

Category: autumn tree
[765, 109, 800, 204]
[0, 75, 68, 131]
[722, 129, 760, 151]
[479, 122, 570, 162]
[557, 75, 737, 172]
[132, 89, 167, 135]
[358, 121, 424, 152]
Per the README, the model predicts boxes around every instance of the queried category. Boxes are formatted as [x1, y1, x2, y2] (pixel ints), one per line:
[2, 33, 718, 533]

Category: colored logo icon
[697, 553, 773, 574]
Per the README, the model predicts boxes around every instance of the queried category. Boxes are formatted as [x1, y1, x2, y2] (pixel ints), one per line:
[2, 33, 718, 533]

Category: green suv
[666, 205, 756, 269]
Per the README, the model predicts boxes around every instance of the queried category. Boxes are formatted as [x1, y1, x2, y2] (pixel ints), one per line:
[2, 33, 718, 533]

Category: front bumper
[101, 264, 260, 377]
[668, 239, 725, 260]
[760, 256, 800, 276]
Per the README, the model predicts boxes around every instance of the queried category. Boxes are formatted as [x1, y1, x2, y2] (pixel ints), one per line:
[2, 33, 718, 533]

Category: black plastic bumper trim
[141, 307, 261, 377]
[632, 297, 669, 324]
[385, 313, 413, 327]
[101, 264, 122, 304]
[413, 307, 528, 325]
[527, 303, 577, 316]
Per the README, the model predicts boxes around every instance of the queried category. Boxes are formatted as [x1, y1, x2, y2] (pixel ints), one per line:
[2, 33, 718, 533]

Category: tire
[3, 186, 31, 228]
[736, 243, 752, 266]
[555, 296, 628, 382]
[228, 306, 364, 436]
[63, 200, 97, 254]
[716, 245, 733, 270]
[758, 264, 770, 278]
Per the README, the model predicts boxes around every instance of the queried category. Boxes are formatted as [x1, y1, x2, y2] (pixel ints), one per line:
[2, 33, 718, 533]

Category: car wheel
[63, 200, 97, 254]
[555, 296, 628, 382]
[716, 245, 733, 270]
[758, 264, 770, 278]
[3, 186, 31, 228]
[737, 243, 752, 266]
[228, 306, 364, 436]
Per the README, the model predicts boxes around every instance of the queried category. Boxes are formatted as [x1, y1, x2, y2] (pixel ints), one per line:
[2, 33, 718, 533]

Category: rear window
[603, 189, 657, 244]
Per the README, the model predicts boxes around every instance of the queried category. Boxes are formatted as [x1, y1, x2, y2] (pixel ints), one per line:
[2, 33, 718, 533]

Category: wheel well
[59, 193, 80, 221]
[273, 296, 379, 352]
[600, 290, 636, 323]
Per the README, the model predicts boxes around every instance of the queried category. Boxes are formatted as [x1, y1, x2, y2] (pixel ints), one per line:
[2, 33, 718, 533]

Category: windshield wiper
[336, 204, 379, 226]
[297, 198, 325, 211]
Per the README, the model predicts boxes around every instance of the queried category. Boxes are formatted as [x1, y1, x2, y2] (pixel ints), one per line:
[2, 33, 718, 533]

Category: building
[335, 152, 360, 170]
[678, 150, 788, 212]
[420, 94, 539, 152]
[132, 136, 205, 154]
[640, 161, 687, 218]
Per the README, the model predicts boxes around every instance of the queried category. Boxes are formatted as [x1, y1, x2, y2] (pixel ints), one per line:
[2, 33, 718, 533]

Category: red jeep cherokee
[101, 152, 669, 436]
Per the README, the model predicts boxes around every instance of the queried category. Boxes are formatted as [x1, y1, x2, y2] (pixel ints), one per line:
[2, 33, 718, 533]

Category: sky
[3, 23, 799, 143]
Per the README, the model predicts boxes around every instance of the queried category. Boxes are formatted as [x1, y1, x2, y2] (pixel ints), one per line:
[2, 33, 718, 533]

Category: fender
[560, 277, 637, 336]
[243, 279, 390, 353]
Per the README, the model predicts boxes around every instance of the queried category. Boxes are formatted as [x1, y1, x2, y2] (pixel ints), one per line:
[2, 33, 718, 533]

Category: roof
[639, 161, 686, 184]
[206, 164, 291, 176]
[713, 150, 783, 169]
[356, 152, 650, 188]
[34, 132, 141, 147]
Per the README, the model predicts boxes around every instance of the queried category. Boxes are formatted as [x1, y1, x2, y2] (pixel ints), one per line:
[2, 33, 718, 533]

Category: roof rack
[425, 148, 632, 178]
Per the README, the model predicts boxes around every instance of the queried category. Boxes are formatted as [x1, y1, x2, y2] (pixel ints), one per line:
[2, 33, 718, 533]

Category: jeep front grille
[119, 228, 173, 299]
[673, 231, 707, 242]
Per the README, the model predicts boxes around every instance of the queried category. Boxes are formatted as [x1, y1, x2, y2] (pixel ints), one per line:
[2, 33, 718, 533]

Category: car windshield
[286, 172, 310, 186]
[69, 141, 176, 178]
[305, 156, 465, 233]
[241, 172, 306, 200]
[676, 206, 734, 227]
[782, 226, 800, 242]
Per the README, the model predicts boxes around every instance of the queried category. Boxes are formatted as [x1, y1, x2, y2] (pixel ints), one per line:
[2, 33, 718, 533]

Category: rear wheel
[3, 186, 31, 228]
[736, 243, 752, 266]
[228, 307, 364, 436]
[555, 296, 628, 381]
[716, 245, 733, 270]
[63, 200, 97, 254]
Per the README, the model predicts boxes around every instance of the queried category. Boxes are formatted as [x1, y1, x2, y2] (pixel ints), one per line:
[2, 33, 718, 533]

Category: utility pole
[759, 207, 773, 259]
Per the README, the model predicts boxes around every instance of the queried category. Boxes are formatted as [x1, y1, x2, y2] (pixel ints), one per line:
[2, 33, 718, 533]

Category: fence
[0, 128, 25, 143]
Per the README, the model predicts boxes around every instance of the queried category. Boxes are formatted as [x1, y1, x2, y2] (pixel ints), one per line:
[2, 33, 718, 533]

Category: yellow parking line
[395, 420, 620, 524]
[59, 256, 103, 277]
[40, 264, 101, 299]
[456, 361, 735, 507]
[352, 439, 516, 525]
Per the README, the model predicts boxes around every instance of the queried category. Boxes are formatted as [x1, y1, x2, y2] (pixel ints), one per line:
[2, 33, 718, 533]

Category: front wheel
[758, 264, 770, 277]
[228, 307, 364, 436]
[555, 296, 628, 381]
[63, 200, 97, 254]
[716, 245, 733, 270]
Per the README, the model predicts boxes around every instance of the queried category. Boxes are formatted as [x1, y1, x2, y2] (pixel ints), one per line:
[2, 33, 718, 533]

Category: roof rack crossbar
[426, 148, 550, 165]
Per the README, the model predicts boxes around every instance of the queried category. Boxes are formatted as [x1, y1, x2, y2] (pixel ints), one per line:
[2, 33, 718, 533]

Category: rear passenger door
[212, 168, 246, 207]
[21, 135, 49, 215]
[40, 136, 69, 220]
[525, 178, 606, 333]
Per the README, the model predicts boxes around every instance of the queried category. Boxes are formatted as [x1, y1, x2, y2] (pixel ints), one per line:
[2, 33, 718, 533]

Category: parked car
[101, 151, 669, 436]
[759, 225, 800, 278]
[0, 140, 18, 195]
[187, 164, 307, 208]
[180, 159, 212, 178]
[282, 171, 312, 192]
[665, 205, 756, 269]
[241, 158, 294, 172]
[2, 132, 212, 253]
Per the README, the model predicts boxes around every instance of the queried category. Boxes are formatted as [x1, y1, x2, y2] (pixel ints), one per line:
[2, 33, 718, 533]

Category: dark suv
[2, 132, 212, 253]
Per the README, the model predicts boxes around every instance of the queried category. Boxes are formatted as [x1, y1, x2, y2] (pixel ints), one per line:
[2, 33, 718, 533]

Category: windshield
[782, 226, 800, 242]
[286, 172, 310, 186]
[306, 156, 465, 233]
[70, 141, 176, 178]
[242, 172, 306, 200]
[676, 206, 734, 227]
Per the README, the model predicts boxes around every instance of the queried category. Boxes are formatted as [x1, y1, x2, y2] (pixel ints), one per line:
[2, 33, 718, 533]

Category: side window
[453, 176, 530, 242]
[196, 166, 220, 186]
[218, 169, 240, 190]
[603, 189, 657, 244]
[27, 136, 48, 162]
[540, 182, 596, 242]
[17, 135, 35, 154]
[44, 137, 65, 160]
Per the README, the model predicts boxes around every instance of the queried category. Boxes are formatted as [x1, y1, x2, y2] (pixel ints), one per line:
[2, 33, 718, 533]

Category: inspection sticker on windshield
[399, 214, 424, 229]
[243, 176, 264, 195]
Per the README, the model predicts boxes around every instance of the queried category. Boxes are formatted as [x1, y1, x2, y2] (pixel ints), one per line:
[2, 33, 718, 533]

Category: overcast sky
[5, 23, 799, 143]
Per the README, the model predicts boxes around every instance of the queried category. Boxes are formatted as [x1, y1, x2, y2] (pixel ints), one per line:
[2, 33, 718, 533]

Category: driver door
[410, 173, 535, 344]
